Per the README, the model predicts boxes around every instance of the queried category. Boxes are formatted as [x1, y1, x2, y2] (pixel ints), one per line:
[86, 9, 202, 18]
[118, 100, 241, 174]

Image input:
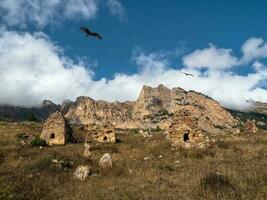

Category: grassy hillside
[0, 121, 267, 200]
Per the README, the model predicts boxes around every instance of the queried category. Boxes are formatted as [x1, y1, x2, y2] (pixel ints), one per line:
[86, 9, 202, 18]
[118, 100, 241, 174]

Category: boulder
[73, 165, 91, 180]
[99, 153, 113, 169]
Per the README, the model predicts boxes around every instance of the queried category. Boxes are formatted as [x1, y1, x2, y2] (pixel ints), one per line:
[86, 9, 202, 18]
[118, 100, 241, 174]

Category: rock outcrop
[249, 101, 267, 116]
[135, 85, 239, 134]
[40, 111, 72, 145]
[61, 97, 136, 128]
[61, 84, 238, 135]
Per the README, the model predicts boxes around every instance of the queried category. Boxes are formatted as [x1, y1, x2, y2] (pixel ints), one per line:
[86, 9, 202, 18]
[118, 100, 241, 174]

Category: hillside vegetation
[0, 121, 266, 200]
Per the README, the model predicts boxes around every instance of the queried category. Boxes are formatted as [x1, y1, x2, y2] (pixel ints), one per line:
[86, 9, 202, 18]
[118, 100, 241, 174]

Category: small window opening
[183, 131, 189, 142]
[50, 133, 55, 139]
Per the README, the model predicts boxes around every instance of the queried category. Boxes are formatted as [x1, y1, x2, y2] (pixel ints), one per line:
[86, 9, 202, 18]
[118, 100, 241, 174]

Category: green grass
[0, 122, 266, 199]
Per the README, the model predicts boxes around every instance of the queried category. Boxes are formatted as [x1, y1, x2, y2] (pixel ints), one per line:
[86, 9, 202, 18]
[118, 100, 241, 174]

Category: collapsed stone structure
[85, 122, 116, 143]
[40, 111, 72, 145]
[168, 110, 210, 149]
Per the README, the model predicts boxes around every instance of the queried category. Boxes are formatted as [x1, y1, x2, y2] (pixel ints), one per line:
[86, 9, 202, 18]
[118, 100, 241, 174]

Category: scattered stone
[174, 160, 180, 164]
[73, 165, 91, 180]
[40, 111, 72, 146]
[140, 130, 152, 138]
[144, 157, 150, 161]
[158, 155, 163, 159]
[83, 143, 92, 159]
[52, 159, 74, 170]
[99, 153, 113, 169]
[51, 159, 59, 164]
[257, 121, 266, 127]
[244, 119, 258, 133]
[20, 140, 27, 146]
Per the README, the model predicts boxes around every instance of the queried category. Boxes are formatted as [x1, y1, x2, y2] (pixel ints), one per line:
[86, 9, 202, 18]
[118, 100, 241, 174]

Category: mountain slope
[0, 100, 59, 122]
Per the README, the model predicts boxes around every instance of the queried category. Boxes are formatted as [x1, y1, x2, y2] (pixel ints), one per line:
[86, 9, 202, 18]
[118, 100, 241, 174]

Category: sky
[0, 0, 267, 110]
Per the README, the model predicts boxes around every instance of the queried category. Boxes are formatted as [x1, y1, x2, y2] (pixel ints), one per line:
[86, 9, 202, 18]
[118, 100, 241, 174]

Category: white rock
[99, 153, 113, 169]
[174, 160, 180, 164]
[83, 143, 92, 159]
[144, 157, 150, 161]
[73, 165, 91, 180]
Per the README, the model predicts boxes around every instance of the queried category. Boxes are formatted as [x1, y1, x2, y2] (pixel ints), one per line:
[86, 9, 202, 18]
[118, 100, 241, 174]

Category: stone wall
[40, 111, 71, 145]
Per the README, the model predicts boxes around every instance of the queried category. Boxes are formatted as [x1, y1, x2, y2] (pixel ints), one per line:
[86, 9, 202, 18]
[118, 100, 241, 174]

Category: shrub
[157, 164, 174, 172]
[30, 137, 46, 147]
[27, 113, 38, 122]
[200, 171, 238, 199]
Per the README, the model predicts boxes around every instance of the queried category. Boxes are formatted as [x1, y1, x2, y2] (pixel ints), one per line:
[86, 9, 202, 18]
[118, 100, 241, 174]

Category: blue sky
[0, 0, 267, 110]
[41, 0, 267, 79]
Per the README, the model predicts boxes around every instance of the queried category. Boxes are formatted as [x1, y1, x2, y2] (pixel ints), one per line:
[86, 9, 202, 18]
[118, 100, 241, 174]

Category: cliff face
[0, 100, 59, 122]
[249, 101, 267, 116]
[61, 84, 239, 134]
[61, 97, 137, 128]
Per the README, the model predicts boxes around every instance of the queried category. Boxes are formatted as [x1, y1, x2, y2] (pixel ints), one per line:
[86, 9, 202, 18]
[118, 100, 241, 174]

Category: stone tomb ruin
[40, 111, 72, 145]
[86, 122, 116, 143]
[168, 111, 210, 149]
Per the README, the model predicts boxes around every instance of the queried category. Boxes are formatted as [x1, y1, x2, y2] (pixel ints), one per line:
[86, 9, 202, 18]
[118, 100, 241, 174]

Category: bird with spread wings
[179, 72, 195, 77]
[80, 27, 102, 40]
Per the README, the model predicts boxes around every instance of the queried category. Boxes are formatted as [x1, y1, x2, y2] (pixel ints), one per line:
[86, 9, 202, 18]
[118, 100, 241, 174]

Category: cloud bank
[0, 28, 267, 110]
[0, 0, 126, 28]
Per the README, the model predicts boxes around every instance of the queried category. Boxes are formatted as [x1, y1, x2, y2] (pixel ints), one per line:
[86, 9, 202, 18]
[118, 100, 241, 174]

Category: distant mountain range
[0, 85, 266, 132]
[0, 100, 59, 122]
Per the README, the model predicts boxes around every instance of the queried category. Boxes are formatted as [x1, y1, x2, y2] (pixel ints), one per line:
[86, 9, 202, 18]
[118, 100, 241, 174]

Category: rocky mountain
[61, 84, 239, 134]
[249, 101, 267, 116]
[0, 100, 59, 122]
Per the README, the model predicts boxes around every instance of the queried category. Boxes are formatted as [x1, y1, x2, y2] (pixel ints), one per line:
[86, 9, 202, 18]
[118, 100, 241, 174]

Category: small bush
[217, 141, 230, 149]
[29, 157, 51, 171]
[200, 171, 238, 199]
[157, 164, 174, 172]
[30, 137, 46, 147]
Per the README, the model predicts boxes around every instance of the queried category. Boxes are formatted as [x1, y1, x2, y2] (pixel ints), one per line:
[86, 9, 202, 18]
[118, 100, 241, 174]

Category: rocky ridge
[61, 84, 239, 134]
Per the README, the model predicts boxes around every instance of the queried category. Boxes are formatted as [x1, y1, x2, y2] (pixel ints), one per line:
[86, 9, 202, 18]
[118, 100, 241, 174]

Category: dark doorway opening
[103, 136, 107, 141]
[183, 132, 189, 142]
[50, 133, 55, 139]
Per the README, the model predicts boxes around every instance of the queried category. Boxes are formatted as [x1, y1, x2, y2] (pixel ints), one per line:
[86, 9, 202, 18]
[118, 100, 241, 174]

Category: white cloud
[0, 28, 267, 111]
[0, 0, 126, 28]
[183, 44, 238, 70]
[0, 28, 94, 106]
[240, 37, 267, 64]
[106, 0, 126, 21]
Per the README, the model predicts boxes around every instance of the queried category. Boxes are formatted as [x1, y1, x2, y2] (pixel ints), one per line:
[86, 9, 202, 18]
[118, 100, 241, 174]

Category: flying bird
[180, 72, 195, 77]
[80, 27, 102, 40]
